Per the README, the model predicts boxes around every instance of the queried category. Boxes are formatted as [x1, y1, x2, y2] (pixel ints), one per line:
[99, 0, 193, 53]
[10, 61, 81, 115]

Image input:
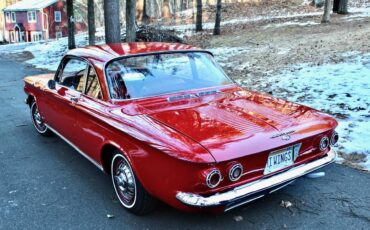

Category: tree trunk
[88, 0, 96, 45]
[333, 0, 339, 12]
[67, 0, 75, 49]
[337, 0, 348, 14]
[321, 0, 331, 23]
[126, 0, 137, 42]
[195, 0, 202, 32]
[104, 0, 121, 44]
[213, 0, 221, 35]
[142, 0, 150, 25]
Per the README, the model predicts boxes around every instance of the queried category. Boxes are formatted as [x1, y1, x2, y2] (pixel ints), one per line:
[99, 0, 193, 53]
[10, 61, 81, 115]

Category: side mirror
[47, 79, 56, 90]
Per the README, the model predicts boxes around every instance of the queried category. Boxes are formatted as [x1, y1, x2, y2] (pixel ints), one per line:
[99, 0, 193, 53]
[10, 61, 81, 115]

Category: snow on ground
[168, 11, 324, 38]
[0, 28, 105, 71]
[24, 35, 89, 71]
[344, 7, 370, 21]
[263, 21, 319, 28]
[236, 52, 370, 171]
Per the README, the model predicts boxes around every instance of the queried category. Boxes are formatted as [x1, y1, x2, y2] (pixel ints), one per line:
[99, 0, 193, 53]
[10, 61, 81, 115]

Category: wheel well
[26, 95, 35, 107]
[101, 144, 119, 175]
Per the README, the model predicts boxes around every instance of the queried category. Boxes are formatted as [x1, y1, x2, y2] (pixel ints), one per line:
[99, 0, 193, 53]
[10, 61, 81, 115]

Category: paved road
[0, 57, 369, 230]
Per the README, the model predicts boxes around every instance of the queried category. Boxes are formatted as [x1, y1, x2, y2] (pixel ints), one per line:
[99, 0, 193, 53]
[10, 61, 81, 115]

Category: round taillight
[330, 132, 339, 146]
[229, 163, 243, 182]
[320, 136, 329, 151]
[206, 169, 222, 188]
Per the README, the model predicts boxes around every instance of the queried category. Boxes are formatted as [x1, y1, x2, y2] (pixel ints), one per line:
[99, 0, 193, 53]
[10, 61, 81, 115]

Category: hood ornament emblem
[271, 130, 295, 141]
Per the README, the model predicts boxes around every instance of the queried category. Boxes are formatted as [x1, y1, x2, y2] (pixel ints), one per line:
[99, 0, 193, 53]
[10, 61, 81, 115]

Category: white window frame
[11, 12, 16, 23]
[31, 31, 43, 42]
[56, 32, 62, 39]
[54, 11, 61, 22]
[10, 31, 15, 42]
[27, 11, 37, 23]
[5, 12, 11, 23]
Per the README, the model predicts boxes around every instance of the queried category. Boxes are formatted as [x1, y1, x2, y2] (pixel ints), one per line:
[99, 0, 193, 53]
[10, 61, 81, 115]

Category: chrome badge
[271, 130, 295, 141]
[281, 134, 291, 141]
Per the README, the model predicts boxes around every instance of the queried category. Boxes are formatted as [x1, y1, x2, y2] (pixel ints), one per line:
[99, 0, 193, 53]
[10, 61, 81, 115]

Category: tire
[111, 151, 157, 215]
[30, 101, 53, 136]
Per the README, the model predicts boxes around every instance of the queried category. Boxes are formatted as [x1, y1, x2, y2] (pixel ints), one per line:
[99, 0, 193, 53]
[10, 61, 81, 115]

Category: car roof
[66, 42, 202, 63]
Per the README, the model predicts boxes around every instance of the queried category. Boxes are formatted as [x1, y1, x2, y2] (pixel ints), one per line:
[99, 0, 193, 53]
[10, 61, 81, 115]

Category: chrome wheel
[111, 155, 137, 208]
[31, 102, 47, 133]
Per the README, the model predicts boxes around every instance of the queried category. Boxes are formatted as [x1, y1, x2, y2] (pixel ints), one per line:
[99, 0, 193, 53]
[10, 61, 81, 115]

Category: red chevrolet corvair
[24, 42, 338, 215]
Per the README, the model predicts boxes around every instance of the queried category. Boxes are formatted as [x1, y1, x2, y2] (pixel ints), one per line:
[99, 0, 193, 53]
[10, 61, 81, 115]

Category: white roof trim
[3, 0, 59, 12]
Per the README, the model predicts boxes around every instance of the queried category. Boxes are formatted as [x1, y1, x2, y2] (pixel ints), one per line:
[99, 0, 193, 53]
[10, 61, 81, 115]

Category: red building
[3, 0, 86, 43]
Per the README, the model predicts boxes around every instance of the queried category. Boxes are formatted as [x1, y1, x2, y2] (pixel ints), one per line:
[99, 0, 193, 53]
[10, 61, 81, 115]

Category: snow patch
[263, 21, 320, 28]
[239, 53, 370, 171]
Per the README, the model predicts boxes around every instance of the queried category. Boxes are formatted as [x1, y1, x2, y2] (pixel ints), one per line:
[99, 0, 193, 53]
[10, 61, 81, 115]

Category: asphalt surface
[0, 56, 369, 230]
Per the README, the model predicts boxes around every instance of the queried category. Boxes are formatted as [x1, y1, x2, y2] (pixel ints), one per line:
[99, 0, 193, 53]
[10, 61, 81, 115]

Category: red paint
[24, 43, 338, 212]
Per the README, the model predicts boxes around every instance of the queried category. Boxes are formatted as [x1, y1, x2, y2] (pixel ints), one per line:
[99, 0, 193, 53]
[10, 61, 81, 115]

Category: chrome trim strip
[224, 195, 265, 212]
[269, 180, 295, 194]
[45, 124, 104, 171]
[176, 149, 336, 209]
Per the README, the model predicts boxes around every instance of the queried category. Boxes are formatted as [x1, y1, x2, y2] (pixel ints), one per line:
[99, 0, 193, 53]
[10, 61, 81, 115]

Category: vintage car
[24, 42, 338, 215]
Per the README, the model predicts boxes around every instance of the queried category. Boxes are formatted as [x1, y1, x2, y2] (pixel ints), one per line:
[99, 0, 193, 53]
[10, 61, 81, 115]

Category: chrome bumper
[176, 149, 336, 211]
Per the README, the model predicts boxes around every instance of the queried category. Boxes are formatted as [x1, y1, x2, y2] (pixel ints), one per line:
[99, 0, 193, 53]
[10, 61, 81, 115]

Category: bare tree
[67, 0, 75, 49]
[333, 0, 339, 12]
[337, 0, 348, 14]
[196, 0, 202, 32]
[88, 0, 96, 45]
[213, 0, 222, 35]
[126, 0, 137, 42]
[321, 0, 332, 23]
[142, 0, 150, 25]
[104, 0, 121, 43]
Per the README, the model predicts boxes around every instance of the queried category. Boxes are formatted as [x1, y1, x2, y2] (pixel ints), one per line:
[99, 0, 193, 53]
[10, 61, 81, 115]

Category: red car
[24, 42, 338, 215]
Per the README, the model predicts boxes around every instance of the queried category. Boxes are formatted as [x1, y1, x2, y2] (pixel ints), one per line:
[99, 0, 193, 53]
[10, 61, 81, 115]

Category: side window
[85, 67, 102, 99]
[58, 58, 88, 93]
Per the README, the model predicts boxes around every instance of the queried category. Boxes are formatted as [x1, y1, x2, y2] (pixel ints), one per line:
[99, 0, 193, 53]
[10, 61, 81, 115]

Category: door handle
[70, 96, 79, 104]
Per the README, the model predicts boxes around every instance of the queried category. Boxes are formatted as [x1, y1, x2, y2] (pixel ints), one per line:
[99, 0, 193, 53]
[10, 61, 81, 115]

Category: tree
[142, 0, 150, 25]
[321, 0, 331, 23]
[104, 0, 121, 43]
[333, 0, 339, 12]
[195, 0, 202, 32]
[337, 0, 348, 14]
[213, 0, 222, 35]
[88, 0, 96, 45]
[126, 0, 137, 42]
[67, 0, 75, 49]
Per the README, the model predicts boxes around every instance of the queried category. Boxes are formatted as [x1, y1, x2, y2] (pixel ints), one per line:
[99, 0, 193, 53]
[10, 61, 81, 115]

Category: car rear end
[175, 129, 338, 212]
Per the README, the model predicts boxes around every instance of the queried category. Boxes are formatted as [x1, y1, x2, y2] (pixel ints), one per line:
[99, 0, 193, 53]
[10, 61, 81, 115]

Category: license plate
[264, 146, 295, 175]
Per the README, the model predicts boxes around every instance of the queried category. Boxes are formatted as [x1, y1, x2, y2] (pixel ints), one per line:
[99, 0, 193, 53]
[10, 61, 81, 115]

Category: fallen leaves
[233, 215, 243, 222]
[280, 200, 293, 208]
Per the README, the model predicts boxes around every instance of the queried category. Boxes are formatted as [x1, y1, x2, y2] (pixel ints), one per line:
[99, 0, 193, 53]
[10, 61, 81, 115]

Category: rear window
[105, 52, 232, 100]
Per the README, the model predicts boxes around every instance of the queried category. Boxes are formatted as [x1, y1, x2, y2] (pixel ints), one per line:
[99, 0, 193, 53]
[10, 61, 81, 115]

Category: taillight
[229, 163, 243, 182]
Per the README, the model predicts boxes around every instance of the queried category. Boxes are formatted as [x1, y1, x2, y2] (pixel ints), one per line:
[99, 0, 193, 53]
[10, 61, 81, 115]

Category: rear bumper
[176, 149, 336, 211]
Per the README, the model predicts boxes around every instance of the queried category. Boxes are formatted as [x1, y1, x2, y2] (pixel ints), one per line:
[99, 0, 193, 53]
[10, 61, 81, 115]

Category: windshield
[105, 52, 233, 100]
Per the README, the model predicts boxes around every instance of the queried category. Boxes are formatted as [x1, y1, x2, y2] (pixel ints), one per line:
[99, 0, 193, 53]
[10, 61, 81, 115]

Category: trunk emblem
[271, 130, 295, 140]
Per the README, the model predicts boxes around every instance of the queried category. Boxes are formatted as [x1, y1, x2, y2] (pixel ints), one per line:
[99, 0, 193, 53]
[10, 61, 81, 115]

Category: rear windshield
[105, 52, 233, 100]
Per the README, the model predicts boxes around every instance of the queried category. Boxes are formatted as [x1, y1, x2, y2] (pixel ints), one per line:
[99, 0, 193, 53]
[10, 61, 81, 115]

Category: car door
[40, 57, 89, 141]
[71, 65, 107, 163]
